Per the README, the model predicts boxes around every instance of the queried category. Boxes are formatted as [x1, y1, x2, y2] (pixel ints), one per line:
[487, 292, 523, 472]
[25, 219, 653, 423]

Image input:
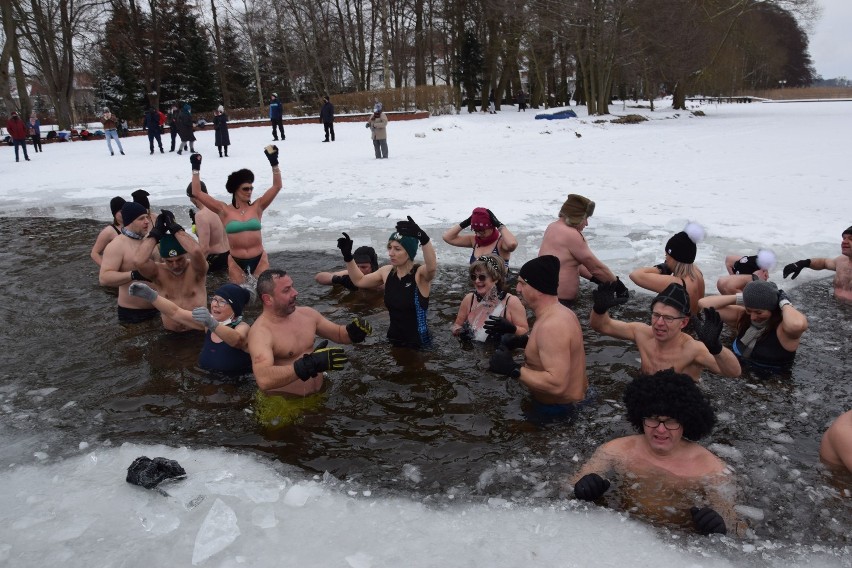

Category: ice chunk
[192, 498, 240, 565]
[766, 420, 784, 430]
[735, 505, 765, 522]
[251, 504, 277, 529]
[708, 443, 742, 462]
[283, 482, 323, 507]
[345, 551, 373, 568]
[402, 463, 422, 483]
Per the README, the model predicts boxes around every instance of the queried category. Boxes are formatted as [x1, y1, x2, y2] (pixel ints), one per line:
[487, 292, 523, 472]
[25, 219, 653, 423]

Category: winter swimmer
[335, 218, 437, 349]
[441, 207, 518, 267]
[716, 249, 777, 294]
[590, 282, 741, 381]
[186, 181, 230, 274]
[698, 280, 808, 370]
[820, 410, 852, 475]
[129, 282, 253, 375]
[452, 254, 528, 343]
[782, 225, 852, 302]
[132, 210, 208, 332]
[188, 147, 282, 284]
[488, 255, 589, 419]
[538, 194, 624, 307]
[90, 196, 126, 267]
[247, 269, 373, 395]
[570, 370, 744, 537]
[630, 222, 706, 315]
[315, 245, 382, 291]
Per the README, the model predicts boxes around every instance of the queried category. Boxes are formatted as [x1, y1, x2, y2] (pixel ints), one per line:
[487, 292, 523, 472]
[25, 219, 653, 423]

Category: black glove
[783, 259, 810, 279]
[487, 209, 503, 228]
[457, 321, 475, 342]
[188, 208, 196, 224]
[693, 308, 723, 355]
[501, 333, 528, 350]
[337, 232, 354, 262]
[573, 473, 611, 501]
[483, 316, 516, 341]
[612, 277, 629, 298]
[189, 153, 202, 171]
[345, 317, 373, 343]
[690, 506, 727, 536]
[148, 213, 168, 242]
[130, 270, 150, 282]
[589, 276, 602, 285]
[396, 216, 430, 245]
[655, 262, 672, 275]
[160, 209, 184, 234]
[592, 281, 629, 315]
[331, 274, 358, 291]
[264, 144, 279, 167]
[458, 216, 472, 229]
[292, 340, 347, 380]
[489, 346, 520, 378]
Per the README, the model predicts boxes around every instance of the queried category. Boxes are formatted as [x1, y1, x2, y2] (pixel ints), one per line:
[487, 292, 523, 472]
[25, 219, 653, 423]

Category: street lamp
[778, 80, 787, 89]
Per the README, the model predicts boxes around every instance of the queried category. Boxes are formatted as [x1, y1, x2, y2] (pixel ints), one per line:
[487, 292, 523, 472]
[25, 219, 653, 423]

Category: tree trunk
[210, 0, 230, 108]
[413, 0, 426, 86]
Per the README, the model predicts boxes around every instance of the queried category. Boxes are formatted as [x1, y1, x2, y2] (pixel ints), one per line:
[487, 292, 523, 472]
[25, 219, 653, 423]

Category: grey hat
[651, 283, 690, 316]
[742, 280, 779, 311]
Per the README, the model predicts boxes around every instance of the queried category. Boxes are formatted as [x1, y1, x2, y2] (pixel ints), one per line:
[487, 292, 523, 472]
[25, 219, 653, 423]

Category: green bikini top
[225, 218, 262, 234]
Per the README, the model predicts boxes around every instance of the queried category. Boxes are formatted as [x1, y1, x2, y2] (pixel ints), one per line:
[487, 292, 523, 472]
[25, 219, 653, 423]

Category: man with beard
[782, 225, 852, 302]
[247, 269, 372, 395]
[133, 210, 208, 331]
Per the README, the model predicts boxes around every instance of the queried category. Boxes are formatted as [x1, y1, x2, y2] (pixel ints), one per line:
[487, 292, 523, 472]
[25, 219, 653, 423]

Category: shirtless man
[133, 210, 208, 332]
[247, 269, 372, 395]
[538, 194, 620, 306]
[630, 222, 705, 315]
[820, 410, 852, 474]
[590, 281, 741, 381]
[186, 181, 229, 273]
[570, 370, 742, 536]
[99, 202, 159, 323]
[488, 255, 588, 409]
[782, 225, 852, 302]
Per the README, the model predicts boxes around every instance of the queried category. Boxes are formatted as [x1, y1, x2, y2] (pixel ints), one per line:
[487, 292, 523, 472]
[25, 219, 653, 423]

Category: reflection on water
[0, 217, 850, 550]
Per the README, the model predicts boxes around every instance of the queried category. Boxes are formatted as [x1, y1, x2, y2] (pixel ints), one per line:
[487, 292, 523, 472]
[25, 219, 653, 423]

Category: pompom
[756, 249, 777, 271]
[683, 221, 705, 244]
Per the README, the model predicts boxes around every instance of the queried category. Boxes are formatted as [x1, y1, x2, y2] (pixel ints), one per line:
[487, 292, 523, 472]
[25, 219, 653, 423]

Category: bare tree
[1, 1, 31, 115]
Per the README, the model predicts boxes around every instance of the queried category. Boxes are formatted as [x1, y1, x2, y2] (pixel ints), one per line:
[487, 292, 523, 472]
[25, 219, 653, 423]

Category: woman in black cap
[697, 280, 808, 369]
[315, 245, 381, 291]
[128, 282, 253, 375]
[90, 196, 126, 266]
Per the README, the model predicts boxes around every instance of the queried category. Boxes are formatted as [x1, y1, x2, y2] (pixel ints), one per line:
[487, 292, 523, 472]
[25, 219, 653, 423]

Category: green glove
[345, 317, 373, 343]
[293, 340, 347, 380]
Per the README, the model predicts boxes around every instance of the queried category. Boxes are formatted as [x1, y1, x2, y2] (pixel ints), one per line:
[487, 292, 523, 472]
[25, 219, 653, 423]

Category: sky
[810, 0, 852, 79]
[0, 99, 849, 566]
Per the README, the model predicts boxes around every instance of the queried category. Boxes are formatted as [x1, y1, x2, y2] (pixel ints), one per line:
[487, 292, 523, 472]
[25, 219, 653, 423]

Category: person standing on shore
[5, 111, 30, 162]
[101, 108, 125, 156]
[366, 103, 388, 159]
[320, 96, 335, 142]
[177, 103, 195, 155]
[28, 114, 42, 152]
[168, 104, 180, 152]
[269, 93, 284, 141]
[214, 105, 230, 157]
[143, 106, 164, 154]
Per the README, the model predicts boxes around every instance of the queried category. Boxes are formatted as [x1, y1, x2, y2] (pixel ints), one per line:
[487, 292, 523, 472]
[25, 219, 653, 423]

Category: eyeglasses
[650, 312, 686, 323]
[643, 417, 682, 430]
[240, 186, 254, 192]
[470, 273, 489, 282]
[210, 296, 229, 306]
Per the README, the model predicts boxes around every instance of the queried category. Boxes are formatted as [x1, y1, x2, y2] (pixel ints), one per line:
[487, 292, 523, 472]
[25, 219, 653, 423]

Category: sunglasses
[470, 274, 489, 282]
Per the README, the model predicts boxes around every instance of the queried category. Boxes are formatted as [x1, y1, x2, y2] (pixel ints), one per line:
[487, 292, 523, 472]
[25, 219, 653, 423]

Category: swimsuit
[469, 238, 508, 267]
[732, 329, 796, 368]
[225, 218, 261, 234]
[198, 328, 252, 375]
[384, 267, 431, 348]
[117, 306, 160, 324]
[110, 224, 120, 235]
[206, 251, 229, 273]
[231, 252, 263, 274]
[466, 291, 509, 343]
[523, 386, 597, 426]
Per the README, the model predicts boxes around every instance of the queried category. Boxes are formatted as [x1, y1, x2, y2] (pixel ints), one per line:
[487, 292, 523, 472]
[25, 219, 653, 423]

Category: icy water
[0, 217, 850, 565]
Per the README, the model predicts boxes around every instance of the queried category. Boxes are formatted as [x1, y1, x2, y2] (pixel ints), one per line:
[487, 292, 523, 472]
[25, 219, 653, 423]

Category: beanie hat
[159, 234, 186, 258]
[389, 231, 418, 261]
[353, 246, 379, 272]
[519, 255, 560, 296]
[651, 283, 690, 316]
[120, 202, 146, 226]
[110, 196, 126, 218]
[374, 103, 383, 113]
[665, 222, 705, 264]
[186, 180, 208, 197]
[843, 226, 852, 237]
[131, 189, 150, 210]
[226, 169, 254, 194]
[217, 105, 224, 113]
[742, 280, 779, 311]
[214, 283, 251, 317]
[559, 194, 595, 226]
[470, 207, 493, 231]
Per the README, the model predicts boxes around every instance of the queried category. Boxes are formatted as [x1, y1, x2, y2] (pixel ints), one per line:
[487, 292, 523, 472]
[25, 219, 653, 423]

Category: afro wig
[225, 169, 255, 194]
[623, 369, 716, 441]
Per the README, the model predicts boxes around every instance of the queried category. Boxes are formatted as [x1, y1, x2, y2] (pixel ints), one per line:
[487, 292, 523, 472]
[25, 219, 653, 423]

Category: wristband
[192, 170, 200, 175]
[735, 293, 744, 306]
[779, 299, 792, 309]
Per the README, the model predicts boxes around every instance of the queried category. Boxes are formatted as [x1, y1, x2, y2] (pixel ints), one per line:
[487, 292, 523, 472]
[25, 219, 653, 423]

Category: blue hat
[389, 231, 418, 261]
[214, 284, 251, 317]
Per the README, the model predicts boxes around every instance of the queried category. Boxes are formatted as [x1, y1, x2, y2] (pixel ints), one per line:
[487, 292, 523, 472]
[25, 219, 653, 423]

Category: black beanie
[131, 189, 150, 210]
[665, 222, 705, 264]
[110, 196, 126, 217]
[121, 202, 147, 226]
[651, 283, 690, 316]
[186, 181, 207, 197]
[519, 255, 560, 296]
[353, 246, 379, 272]
[214, 284, 251, 317]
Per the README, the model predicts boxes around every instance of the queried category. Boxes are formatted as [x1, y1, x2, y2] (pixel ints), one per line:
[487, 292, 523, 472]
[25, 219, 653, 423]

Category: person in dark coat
[143, 106, 164, 154]
[6, 111, 30, 162]
[214, 105, 230, 157]
[269, 93, 284, 141]
[320, 96, 335, 142]
[28, 115, 43, 152]
[168, 105, 180, 152]
[177, 103, 196, 155]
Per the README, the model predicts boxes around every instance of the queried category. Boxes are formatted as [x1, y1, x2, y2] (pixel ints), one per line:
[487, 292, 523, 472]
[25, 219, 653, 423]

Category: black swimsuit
[384, 267, 431, 348]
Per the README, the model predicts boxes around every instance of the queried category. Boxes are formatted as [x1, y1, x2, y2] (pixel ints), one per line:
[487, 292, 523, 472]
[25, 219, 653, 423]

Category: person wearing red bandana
[442, 207, 517, 267]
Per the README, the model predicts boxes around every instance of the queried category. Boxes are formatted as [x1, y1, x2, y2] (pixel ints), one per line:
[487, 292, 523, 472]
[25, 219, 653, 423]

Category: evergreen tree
[219, 18, 255, 109]
[159, 0, 219, 110]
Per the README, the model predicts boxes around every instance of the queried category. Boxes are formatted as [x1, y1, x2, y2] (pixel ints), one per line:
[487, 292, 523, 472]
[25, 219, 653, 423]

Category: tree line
[1, 0, 817, 129]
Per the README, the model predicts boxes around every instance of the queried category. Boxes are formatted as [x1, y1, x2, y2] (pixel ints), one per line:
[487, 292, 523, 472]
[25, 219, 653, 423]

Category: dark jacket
[178, 106, 196, 141]
[320, 101, 335, 123]
[143, 109, 160, 131]
[214, 113, 230, 146]
[168, 108, 179, 129]
[6, 116, 27, 140]
[269, 98, 283, 120]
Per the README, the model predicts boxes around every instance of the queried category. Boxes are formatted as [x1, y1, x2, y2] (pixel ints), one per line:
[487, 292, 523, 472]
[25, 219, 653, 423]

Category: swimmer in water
[315, 245, 382, 291]
[188, 147, 282, 284]
[782, 225, 852, 302]
[90, 196, 125, 267]
[570, 370, 744, 536]
[442, 207, 518, 267]
[820, 410, 852, 475]
[716, 249, 777, 295]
